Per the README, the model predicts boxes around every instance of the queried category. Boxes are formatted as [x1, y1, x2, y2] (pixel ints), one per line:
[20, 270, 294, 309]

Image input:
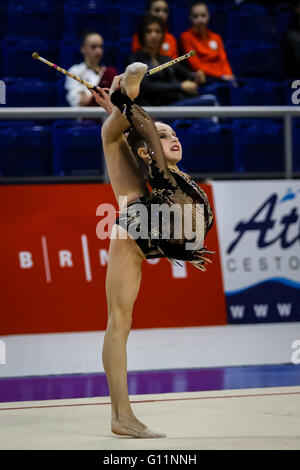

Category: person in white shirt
[65, 30, 118, 107]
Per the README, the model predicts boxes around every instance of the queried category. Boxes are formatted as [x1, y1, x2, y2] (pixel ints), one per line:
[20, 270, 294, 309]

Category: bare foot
[111, 417, 167, 439]
[120, 62, 148, 101]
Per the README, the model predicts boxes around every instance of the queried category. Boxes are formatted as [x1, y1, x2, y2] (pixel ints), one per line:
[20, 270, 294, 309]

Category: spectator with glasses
[132, 0, 178, 60]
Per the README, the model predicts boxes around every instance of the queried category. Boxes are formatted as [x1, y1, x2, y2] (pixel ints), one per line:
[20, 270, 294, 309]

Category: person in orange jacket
[132, 0, 178, 60]
[180, 1, 235, 84]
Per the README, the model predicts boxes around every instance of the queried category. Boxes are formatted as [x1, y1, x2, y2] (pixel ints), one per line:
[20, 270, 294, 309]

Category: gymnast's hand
[90, 86, 114, 115]
[109, 74, 123, 97]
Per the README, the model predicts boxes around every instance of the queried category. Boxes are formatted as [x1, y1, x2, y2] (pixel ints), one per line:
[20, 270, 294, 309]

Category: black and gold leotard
[111, 89, 214, 271]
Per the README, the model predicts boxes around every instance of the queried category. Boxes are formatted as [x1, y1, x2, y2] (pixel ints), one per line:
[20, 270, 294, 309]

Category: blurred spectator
[132, 0, 178, 59]
[65, 30, 118, 107]
[129, 14, 218, 107]
[283, 0, 300, 79]
[180, 2, 235, 83]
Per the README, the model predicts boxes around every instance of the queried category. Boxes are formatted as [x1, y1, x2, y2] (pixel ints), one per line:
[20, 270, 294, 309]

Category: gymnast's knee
[106, 307, 133, 334]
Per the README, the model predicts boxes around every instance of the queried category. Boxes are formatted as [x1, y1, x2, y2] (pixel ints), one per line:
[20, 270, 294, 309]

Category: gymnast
[90, 62, 214, 438]
[31, 49, 214, 438]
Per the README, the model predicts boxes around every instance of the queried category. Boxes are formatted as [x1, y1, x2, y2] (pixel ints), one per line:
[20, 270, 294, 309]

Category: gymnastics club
[32, 50, 196, 91]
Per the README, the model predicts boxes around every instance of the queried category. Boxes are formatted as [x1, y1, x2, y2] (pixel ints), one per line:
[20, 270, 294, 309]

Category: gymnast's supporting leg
[101, 66, 166, 438]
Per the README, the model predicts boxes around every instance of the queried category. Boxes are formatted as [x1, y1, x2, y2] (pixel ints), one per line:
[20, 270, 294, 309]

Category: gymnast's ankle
[110, 89, 134, 120]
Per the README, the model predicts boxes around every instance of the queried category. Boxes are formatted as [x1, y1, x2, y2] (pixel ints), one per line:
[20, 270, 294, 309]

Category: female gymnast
[90, 62, 214, 439]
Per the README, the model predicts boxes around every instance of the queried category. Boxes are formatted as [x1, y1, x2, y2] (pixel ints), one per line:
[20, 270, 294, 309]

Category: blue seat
[275, 3, 292, 38]
[59, 37, 82, 70]
[7, 0, 63, 40]
[231, 78, 285, 106]
[64, 1, 118, 42]
[293, 119, 300, 172]
[226, 4, 276, 42]
[173, 121, 234, 173]
[52, 121, 104, 176]
[102, 41, 118, 69]
[232, 120, 284, 172]
[118, 7, 144, 40]
[2, 37, 59, 80]
[200, 80, 232, 106]
[170, 3, 190, 39]
[117, 38, 132, 71]
[56, 77, 69, 106]
[3, 78, 57, 107]
[227, 41, 280, 78]
[0, 124, 53, 177]
[205, 0, 232, 4]
[208, 5, 228, 41]
[116, 0, 146, 10]
[284, 79, 300, 105]
[0, 0, 6, 40]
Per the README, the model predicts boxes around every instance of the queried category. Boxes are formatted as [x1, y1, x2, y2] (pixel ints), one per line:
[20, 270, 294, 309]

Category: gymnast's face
[155, 122, 182, 165]
[137, 123, 182, 166]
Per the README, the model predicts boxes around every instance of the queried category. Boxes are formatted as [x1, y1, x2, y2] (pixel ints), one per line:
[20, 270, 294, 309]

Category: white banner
[212, 180, 300, 295]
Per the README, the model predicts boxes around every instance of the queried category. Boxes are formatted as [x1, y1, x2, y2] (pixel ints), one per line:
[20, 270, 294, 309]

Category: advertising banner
[212, 181, 300, 324]
[0, 183, 226, 335]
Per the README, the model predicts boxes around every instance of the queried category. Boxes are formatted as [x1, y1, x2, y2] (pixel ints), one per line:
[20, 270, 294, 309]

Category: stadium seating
[200, 81, 232, 106]
[173, 120, 234, 173]
[4, 78, 57, 107]
[118, 7, 144, 41]
[231, 78, 285, 106]
[63, 1, 118, 42]
[1, 37, 60, 80]
[227, 41, 280, 79]
[52, 120, 103, 176]
[59, 37, 82, 70]
[226, 4, 276, 43]
[7, 0, 63, 40]
[275, 2, 292, 37]
[0, 1, 296, 177]
[0, 124, 53, 176]
[117, 38, 133, 71]
[293, 119, 300, 172]
[169, 3, 190, 39]
[56, 77, 69, 106]
[284, 79, 300, 105]
[0, 0, 6, 40]
[232, 120, 284, 172]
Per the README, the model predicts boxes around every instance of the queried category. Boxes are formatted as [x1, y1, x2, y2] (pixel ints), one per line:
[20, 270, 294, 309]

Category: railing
[1, 106, 300, 182]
